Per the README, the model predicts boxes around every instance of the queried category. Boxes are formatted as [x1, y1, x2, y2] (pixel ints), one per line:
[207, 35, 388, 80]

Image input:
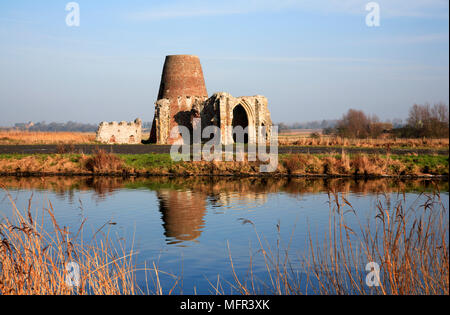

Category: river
[0, 176, 448, 294]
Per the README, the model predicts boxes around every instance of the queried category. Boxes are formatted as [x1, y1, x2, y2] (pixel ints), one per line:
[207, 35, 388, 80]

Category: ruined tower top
[157, 55, 208, 100]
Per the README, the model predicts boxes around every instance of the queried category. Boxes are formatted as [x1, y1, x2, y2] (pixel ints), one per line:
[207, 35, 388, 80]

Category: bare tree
[403, 103, 449, 138]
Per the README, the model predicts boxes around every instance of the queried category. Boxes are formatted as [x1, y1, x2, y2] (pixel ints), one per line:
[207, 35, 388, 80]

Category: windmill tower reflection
[157, 190, 207, 245]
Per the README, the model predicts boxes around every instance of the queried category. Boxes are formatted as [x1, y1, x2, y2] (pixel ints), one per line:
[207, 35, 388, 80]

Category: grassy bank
[0, 151, 448, 177]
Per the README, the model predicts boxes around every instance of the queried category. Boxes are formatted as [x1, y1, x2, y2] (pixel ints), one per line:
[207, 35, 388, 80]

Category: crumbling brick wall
[96, 118, 142, 144]
[149, 55, 208, 145]
[148, 55, 273, 145]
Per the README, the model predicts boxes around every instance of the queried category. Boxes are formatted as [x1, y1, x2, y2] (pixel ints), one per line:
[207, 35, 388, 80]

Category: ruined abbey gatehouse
[96, 55, 272, 145]
[149, 55, 272, 145]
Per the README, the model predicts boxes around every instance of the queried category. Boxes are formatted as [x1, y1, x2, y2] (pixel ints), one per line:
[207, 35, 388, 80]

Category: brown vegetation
[397, 103, 450, 138]
[0, 150, 125, 174]
[0, 152, 447, 177]
[84, 150, 126, 173]
[1, 185, 447, 295]
[0, 194, 142, 294]
[0, 129, 447, 151]
[278, 134, 449, 149]
[335, 109, 389, 138]
[0, 155, 85, 174]
[306, 191, 449, 294]
[0, 131, 96, 145]
[327, 103, 449, 139]
[223, 191, 448, 295]
[280, 153, 446, 176]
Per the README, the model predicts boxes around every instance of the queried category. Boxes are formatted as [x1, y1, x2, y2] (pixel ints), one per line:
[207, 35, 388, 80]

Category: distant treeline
[9, 121, 99, 132]
[277, 120, 338, 131]
[327, 103, 449, 139]
[5, 102, 448, 139]
[4, 121, 154, 132]
[394, 103, 449, 138]
[278, 103, 448, 139]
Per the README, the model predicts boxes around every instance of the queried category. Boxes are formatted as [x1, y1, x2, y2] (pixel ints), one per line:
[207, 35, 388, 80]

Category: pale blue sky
[0, 0, 448, 126]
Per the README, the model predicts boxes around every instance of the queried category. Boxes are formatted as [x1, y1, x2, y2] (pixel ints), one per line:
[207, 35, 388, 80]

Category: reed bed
[278, 135, 449, 150]
[84, 149, 126, 173]
[281, 153, 447, 176]
[1, 186, 448, 295]
[0, 189, 175, 295]
[222, 189, 449, 295]
[0, 131, 96, 145]
[1, 151, 448, 176]
[0, 130, 448, 149]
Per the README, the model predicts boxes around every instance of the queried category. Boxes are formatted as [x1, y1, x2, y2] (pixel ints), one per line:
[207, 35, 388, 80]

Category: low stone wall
[96, 119, 142, 144]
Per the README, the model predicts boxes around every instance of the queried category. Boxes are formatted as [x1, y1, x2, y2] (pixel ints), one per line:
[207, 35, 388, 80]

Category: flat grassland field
[0, 130, 449, 150]
[0, 131, 148, 145]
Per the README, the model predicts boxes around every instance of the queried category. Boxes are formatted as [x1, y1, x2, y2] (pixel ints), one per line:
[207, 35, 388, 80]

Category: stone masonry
[149, 55, 272, 145]
[149, 55, 208, 145]
[96, 119, 142, 144]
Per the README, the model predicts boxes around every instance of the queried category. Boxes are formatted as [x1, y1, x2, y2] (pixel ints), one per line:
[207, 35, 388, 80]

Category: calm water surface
[0, 176, 448, 294]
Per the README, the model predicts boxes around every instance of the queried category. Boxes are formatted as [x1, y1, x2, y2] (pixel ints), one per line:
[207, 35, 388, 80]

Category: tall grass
[278, 135, 449, 150]
[223, 190, 449, 295]
[0, 131, 96, 145]
[0, 189, 177, 295]
[1, 186, 448, 295]
[0, 130, 447, 149]
[281, 153, 448, 176]
[84, 149, 126, 173]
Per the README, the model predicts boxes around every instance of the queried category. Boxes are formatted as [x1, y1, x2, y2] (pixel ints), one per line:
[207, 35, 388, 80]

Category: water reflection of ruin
[156, 188, 268, 244]
[2, 176, 447, 200]
[1, 176, 447, 244]
[157, 190, 206, 244]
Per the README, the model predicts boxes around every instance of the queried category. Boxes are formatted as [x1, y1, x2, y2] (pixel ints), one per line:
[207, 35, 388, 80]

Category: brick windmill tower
[149, 55, 208, 144]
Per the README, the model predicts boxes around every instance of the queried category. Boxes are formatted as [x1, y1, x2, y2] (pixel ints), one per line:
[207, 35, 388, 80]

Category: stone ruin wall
[149, 55, 208, 145]
[152, 92, 273, 145]
[96, 119, 142, 144]
[149, 55, 273, 145]
[207, 92, 273, 145]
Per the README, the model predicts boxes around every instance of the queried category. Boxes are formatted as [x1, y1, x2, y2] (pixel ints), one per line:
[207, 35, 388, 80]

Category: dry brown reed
[302, 190, 449, 295]
[222, 189, 449, 295]
[281, 153, 434, 176]
[84, 149, 126, 173]
[0, 189, 176, 295]
[1, 185, 448, 295]
[0, 131, 96, 145]
[278, 135, 449, 150]
[0, 130, 447, 149]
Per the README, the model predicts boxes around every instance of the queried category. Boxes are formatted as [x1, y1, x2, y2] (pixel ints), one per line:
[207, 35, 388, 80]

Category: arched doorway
[232, 104, 249, 143]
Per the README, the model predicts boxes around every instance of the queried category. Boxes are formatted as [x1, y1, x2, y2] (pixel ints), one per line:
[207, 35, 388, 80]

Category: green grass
[0, 154, 31, 160]
[0, 153, 448, 176]
[391, 154, 449, 166]
[391, 155, 449, 175]
[118, 154, 175, 170]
